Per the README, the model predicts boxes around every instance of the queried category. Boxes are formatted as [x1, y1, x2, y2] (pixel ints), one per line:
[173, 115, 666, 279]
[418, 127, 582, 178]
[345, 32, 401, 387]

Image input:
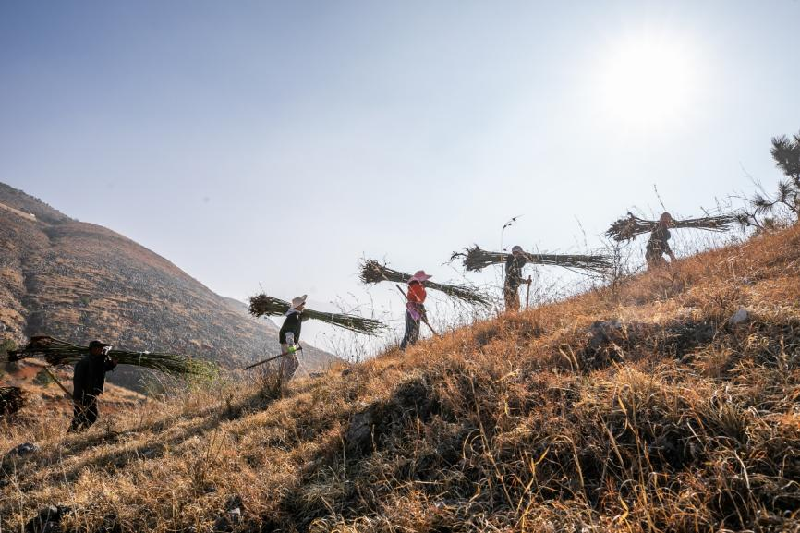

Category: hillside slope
[2, 225, 800, 532]
[0, 183, 337, 392]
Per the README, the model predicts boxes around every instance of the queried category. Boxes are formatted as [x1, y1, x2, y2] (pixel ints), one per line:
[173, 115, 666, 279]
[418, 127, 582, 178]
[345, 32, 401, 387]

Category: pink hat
[408, 270, 432, 283]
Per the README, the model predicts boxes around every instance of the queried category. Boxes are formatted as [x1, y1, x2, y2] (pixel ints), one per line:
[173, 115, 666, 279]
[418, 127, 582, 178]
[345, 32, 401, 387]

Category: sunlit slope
[0, 182, 337, 392]
[2, 224, 799, 532]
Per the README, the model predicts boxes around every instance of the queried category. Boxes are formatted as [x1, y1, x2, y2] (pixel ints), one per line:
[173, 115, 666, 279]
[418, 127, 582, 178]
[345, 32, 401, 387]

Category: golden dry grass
[3, 225, 800, 532]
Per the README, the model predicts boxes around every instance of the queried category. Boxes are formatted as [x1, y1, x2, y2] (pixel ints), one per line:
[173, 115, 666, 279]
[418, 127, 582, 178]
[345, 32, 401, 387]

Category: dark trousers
[70, 396, 99, 431]
[504, 284, 521, 311]
[646, 251, 667, 270]
[279, 349, 299, 382]
[400, 310, 420, 350]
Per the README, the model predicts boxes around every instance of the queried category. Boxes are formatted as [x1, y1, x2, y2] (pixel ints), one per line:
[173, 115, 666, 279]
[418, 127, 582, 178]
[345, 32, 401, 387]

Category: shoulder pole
[43, 366, 72, 400]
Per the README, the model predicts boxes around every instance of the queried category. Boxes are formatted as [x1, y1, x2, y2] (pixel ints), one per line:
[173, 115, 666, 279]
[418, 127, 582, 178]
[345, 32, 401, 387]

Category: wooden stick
[43, 366, 72, 399]
[395, 284, 437, 335]
[244, 346, 302, 370]
[526, 275, 532, 309]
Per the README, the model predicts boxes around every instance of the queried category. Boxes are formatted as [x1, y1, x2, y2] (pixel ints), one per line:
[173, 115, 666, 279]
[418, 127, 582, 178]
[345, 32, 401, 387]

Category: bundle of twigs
[606, 212, 737, 242]
[0, 386, 24, 416]
[248, 294, 385, 335]
[359, 260, 491, 307]
[451, 246, 612, 273]
[6, 336, 215, 378]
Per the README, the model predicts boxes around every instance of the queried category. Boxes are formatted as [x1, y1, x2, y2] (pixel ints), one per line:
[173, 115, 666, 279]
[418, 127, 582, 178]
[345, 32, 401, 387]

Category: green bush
[33, 369, 53, 386]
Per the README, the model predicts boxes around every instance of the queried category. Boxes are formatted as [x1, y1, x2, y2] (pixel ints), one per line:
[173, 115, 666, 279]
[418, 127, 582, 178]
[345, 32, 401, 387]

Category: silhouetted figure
[646, 212, 677, 270]
[279, 295, 308, 381]
[70, 340, 117, 431]
[400, 271, 430, 350]
[504, 246, 532, 311]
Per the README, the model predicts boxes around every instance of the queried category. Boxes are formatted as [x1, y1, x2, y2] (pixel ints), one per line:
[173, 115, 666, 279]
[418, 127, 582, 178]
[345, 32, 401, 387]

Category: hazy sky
[2, 1, 799, 355]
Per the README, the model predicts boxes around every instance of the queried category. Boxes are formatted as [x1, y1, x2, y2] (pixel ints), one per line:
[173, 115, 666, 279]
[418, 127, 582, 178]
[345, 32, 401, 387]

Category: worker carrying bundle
[70, 340, 117, 431]
[278, 295, 309, 381]
[451, 246, 611, 274]
[400, 270, 432, 350]
[248, 293, 384, 335]
[451, 245, 610, 311]
[6, 335, 216, 430]
[605, 210, 735, 270]
[504, 246, 533, 311]
[359, 259, 490, 307]
[645, 212, 676, 269]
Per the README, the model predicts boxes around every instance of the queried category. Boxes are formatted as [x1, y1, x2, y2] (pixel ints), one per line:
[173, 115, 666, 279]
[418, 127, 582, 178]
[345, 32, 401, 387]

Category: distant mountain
[0, 183, 338, 390]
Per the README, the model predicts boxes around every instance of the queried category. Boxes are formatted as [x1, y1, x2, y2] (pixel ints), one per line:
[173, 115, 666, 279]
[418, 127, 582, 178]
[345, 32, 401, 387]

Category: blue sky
[2, 1, 799, 355]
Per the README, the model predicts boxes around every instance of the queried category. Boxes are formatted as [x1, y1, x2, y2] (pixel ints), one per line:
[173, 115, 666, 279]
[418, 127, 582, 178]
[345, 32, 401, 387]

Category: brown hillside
[1, 223, 799, 532]
[0, 182, 337, 392]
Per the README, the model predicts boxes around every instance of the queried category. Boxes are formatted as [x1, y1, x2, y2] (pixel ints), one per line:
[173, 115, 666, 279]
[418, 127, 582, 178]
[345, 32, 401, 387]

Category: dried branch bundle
[248, 294, 385, 335]
[606, 212, 736, 241]
[451, 246, 612, 273]
[359, 260, 491, 307]
[6, 336, 215, 379]
[0, 386, 24, 416]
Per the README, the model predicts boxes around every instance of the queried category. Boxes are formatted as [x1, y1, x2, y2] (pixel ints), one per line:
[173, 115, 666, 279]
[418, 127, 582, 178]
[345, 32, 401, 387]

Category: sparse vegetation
[2, 223, 800, 532]
[0, 386, 24, 416]
[31, 368, 53, 387]
[737, 131, 800, 230]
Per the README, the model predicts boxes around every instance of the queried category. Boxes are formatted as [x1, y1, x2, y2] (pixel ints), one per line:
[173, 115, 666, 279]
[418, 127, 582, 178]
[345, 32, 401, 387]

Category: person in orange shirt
[400, 270, 431, 350]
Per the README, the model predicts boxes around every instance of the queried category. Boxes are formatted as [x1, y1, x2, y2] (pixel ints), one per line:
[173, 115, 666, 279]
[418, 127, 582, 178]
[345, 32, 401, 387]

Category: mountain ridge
[0, 182, 338, 391]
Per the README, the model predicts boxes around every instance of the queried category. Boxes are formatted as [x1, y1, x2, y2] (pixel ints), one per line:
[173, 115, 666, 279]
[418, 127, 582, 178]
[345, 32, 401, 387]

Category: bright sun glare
[598, 33, 700, 130]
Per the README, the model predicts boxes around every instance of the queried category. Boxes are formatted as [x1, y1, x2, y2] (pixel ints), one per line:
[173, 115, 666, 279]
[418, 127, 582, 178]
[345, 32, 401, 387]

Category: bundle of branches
[359, 260, 491, 307]
[248, 294, 385, 335]
[0, 387, 24, 416]
[606, 212, 737, 241]
[7, 336, 215, 379]
[451, 246, 612, 273]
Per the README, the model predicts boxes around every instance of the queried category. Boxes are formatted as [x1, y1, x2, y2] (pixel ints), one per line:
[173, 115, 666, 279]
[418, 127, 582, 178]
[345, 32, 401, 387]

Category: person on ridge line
[400, 270, 430, 350]
[279, 295, 308, 381]
[646, 212, 676, 270]
[504, 245, 532, 311]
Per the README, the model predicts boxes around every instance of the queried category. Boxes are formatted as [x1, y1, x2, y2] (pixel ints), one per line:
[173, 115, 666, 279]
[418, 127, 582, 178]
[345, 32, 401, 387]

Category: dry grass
[3, 225, 800, 532]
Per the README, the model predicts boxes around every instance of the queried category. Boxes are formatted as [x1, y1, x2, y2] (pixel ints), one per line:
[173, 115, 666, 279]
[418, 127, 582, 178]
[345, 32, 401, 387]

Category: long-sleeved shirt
[73, 354, 117, 401]
[406, 282, 427, 322]
[504, 254, 528, 290]
[407, 283, 426, 304]
[279, 309, 308, 345]
[647, 224, 673, 257]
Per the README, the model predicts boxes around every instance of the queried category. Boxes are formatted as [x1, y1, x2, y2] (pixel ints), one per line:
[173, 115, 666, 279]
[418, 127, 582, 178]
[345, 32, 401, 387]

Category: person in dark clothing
[70, 340, 117, 431]
[400, 270, 431, 350]
[646, 212, 676, 270]
[504, 246, 532, 311]
[279, 295, 309, 381]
